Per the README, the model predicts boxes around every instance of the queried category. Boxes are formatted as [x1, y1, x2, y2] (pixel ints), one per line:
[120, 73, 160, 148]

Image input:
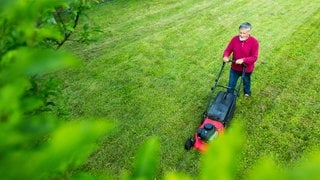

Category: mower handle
[227, 59, 247, 67]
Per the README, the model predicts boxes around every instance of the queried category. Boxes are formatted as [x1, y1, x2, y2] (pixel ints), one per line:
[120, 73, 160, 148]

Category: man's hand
[223, 56, 229, 62]
[235, 58, 244, 64]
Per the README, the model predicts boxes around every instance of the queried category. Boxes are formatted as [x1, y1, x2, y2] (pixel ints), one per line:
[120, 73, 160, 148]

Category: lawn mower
[184, 60, 246, 152]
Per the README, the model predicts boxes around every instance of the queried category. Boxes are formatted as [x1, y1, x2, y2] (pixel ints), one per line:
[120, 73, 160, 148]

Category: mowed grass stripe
[80, 0, 245, 64]
[69, 0, 218, 60]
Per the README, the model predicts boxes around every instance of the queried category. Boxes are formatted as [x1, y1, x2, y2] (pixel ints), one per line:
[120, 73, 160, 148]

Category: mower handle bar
[214, 59, 246, 83]
[212, 59, 246, 94]
[225, 59, 247, 67]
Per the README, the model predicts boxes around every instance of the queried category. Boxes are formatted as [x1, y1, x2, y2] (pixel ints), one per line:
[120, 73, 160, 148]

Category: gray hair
[239, 22, 252, 31]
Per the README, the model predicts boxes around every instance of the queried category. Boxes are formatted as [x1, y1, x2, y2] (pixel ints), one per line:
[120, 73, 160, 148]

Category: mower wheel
[184, 137, 195, 150]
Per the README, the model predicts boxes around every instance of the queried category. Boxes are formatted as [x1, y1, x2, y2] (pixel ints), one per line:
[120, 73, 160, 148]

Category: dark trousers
[227, 69, 252, 95]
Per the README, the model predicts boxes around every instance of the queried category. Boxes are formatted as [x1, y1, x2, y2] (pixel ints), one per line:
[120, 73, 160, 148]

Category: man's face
[239, 28, 250, 41]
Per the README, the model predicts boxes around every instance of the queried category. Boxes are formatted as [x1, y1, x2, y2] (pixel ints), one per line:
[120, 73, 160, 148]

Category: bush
[0, 0, 111, 179]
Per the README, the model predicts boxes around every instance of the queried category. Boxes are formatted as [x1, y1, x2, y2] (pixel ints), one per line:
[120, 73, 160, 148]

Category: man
[222, 22, 259, 97]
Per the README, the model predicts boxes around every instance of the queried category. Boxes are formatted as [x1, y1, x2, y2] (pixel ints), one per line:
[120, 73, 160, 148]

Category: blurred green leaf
[0, 78, 30, 124]
[247, 157, 285, 180]
[131, 137, 161, 180]
[288, 150, 320, 180]
[83, 23, 90, 31]
[1, 47, 80, 78]
[200, 123, 245, 180]
[0, 119, 113, 179]
[66, 25, 75, 33]
[36, 26, 64, 42]
[164, 172, 193, 180]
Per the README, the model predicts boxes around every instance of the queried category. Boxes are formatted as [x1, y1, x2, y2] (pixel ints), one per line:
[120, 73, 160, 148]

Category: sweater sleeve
[223, 38, 234, 58]
[243, 39, 259, 65]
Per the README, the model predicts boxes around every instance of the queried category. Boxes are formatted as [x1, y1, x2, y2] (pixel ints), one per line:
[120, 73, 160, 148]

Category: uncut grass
[60, 0, 320, 178]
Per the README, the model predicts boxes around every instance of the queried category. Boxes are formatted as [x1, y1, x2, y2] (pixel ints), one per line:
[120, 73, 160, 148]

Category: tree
[0, 0, 110, 179]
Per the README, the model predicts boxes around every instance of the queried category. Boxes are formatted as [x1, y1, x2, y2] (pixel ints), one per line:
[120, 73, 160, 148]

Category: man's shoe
[244, 94, 250, 97]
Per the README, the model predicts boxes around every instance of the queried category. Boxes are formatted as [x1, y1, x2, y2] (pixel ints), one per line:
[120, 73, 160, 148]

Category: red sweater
[223, 35, 259, 73]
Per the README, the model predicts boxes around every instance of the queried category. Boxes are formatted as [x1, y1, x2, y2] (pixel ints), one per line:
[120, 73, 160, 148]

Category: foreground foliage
[0, 0, 111, 179]
[126, 124, 320, 180]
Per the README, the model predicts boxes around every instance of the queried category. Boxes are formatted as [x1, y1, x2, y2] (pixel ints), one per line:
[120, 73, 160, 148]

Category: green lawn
[60, 0, 320, 178]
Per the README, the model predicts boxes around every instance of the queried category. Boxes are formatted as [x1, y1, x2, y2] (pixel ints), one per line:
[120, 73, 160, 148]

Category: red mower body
[193, 117, 225, 152]
[184, 62, 245, 153]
